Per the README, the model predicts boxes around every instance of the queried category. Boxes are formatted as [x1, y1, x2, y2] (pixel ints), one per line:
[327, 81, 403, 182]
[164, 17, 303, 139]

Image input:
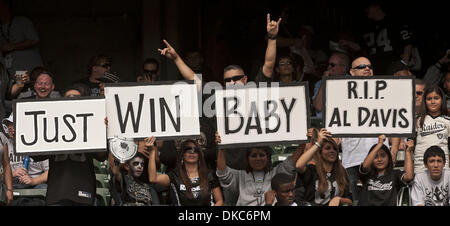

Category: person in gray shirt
[215, 132, 304, 206]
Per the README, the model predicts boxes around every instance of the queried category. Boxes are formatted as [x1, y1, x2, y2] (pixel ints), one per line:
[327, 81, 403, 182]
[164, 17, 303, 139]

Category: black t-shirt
[167, 170, 220, 206]
[358, 165, 407, 206]
[120, 173, 153, 206]
[359, 16, 413, 75]
[296, 164, 352, 206]
[254, 67, 273, 83]
[75, 77, 101, 96]
[45, 153, 96, 205]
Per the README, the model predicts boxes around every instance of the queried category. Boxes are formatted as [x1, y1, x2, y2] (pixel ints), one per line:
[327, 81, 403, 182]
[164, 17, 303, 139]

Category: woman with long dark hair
[415, 85, 450, 173]
[148, 137, 223, 206]
[295, 128, 352, 206]
[215, 132, 304, 206]
[358, 135, 414, 206]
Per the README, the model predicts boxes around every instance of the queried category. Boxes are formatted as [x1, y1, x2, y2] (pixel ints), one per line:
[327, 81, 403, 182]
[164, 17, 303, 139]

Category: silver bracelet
[314, 142, 322, 149]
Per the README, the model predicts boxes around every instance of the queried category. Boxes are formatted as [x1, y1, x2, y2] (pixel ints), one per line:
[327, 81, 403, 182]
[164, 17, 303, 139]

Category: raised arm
[215, 132, 226, 171]
[389, 137, 401, 166]
[10, 72, 31, 98]
[402, 139, 414, 182]
[296, 128, 331, 173]
[146, 136, 170, 186]
[262, 14, 281, 79]
[361, 135, 386, 171]
[158, 40, 200, 84]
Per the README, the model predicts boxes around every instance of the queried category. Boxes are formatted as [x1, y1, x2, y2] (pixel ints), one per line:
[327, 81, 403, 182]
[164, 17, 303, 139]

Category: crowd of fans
[1, 0, 450, 206]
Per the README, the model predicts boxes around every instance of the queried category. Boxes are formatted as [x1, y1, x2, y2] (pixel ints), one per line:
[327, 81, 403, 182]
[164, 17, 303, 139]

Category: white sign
[323, 76, 415, 137]
[14, 97, 107, 155]
[215, 83, 310, 148]
[104, 81, 200, 140]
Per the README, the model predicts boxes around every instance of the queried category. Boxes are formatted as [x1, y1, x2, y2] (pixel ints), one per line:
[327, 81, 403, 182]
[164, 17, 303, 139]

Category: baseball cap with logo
[2, 113, 13, 134]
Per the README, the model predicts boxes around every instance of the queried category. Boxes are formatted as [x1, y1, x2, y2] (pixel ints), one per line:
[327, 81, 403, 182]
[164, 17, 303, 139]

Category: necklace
[251, 171, 266, 206]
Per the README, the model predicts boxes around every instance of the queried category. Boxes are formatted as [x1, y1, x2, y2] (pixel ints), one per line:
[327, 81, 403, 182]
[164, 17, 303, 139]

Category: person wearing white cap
[0, 114, 13, 205]
[2, 113, 49, 191]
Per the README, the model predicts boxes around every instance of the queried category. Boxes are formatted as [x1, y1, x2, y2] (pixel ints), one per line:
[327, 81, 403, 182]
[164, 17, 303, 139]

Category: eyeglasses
[183, 146, 199, 154]
[97, 63, 111, 68]
[416, 91, 424, 96]
[352, 64, 373, 70]
[224, 75, 245, 83]
[279, 62, 292, 66]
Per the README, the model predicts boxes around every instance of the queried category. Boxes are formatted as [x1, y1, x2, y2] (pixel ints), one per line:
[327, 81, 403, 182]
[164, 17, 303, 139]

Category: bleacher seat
[93, 159, 110, 174]
[397, 186, 411, 206]
[95, 188, 111, 206]
[12, 189, 47, 206]
[96, 173, 111, 189]
[12, 188, 47, 198]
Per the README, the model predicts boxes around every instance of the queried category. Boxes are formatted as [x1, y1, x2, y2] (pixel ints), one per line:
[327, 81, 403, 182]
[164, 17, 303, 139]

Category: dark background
[10, 0, 449, 90]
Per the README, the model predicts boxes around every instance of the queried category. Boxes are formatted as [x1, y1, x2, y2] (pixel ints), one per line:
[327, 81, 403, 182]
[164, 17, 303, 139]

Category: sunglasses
[97, 63, 111, 68]
[352, 64, 373, 70]
[224, 75, 245, 83]
[279, 62, 292, 66]
[416, 91, 424, 96]
[183, 146, 199, 154]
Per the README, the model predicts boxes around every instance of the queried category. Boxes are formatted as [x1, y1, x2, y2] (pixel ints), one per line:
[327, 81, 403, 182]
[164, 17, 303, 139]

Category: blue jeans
[346, 165, 361, 205]
[13, 183, 47, 189]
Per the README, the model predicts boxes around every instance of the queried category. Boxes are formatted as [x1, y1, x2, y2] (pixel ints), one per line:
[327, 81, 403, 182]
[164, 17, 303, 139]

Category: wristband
[267, 34, 277, 40]
[314, 142, 322, 149]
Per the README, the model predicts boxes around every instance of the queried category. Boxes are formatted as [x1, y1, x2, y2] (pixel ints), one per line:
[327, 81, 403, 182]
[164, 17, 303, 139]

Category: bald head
[350, 57, 373, 76]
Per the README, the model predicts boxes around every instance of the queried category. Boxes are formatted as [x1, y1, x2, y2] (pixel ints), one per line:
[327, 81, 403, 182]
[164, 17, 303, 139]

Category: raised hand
[406, 139, 415, 152]
[144, 136, 156, 150]
[378, 134, 386, 145]
[317, 128, 331, 144]
[267, 13, 282, 37]
[306, 128, 315, 138]
[215, 131, 221, 144]
[158, 40, 179, 60]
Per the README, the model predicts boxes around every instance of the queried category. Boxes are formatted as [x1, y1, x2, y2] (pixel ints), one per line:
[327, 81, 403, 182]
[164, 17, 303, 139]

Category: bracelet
[267, 34, 277, 40]
[314, 142, 322, 149]
[6, 188, 13, 192]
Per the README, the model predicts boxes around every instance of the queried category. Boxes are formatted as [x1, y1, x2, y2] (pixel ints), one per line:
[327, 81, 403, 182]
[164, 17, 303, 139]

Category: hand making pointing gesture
[158, 39, 179, 60]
